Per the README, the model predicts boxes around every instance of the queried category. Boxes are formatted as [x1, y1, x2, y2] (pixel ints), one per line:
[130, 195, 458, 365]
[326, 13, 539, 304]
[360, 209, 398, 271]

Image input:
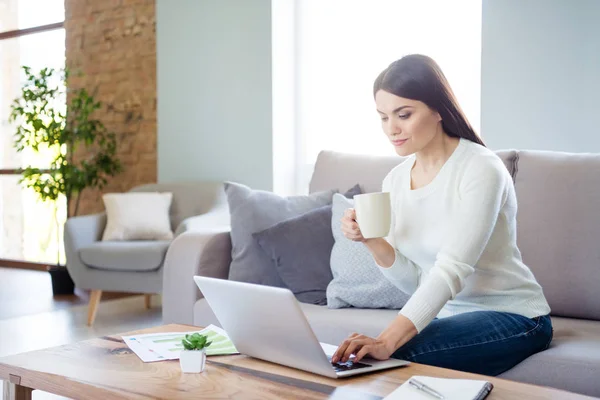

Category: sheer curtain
[0, 0, 66, 263]
[273, 0, 482, 195]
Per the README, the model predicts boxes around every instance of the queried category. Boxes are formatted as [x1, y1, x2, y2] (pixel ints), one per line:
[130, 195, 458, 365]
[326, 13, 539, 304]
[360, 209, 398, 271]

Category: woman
[331, 54, 552, 376]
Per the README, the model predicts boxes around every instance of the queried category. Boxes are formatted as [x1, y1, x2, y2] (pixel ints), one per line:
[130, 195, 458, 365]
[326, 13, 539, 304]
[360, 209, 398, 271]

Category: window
[0, 0, 65, 266]
[272, 0, 482, 195]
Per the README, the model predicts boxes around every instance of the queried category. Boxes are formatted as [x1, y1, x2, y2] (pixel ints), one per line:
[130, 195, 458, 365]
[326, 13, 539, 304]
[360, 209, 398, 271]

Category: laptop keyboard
[328, 356, 372, 372]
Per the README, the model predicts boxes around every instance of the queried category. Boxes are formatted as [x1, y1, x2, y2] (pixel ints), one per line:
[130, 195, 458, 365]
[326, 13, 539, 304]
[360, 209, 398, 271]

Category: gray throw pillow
[252, 185, 362, 305]
[225, 182, 337, 287]
[327, 193, 410, 309]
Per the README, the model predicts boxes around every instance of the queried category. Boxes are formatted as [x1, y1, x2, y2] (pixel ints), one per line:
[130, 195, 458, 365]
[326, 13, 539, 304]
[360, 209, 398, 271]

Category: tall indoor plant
[10, 66, 122, 294]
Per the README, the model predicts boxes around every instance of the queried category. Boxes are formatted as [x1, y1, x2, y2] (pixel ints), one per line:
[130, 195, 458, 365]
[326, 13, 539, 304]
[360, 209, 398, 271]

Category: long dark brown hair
[374, 54, 485, 146]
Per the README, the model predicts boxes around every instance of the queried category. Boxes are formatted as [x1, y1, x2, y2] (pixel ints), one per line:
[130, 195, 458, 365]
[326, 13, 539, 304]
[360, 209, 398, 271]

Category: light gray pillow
[327, 193, 410, 309]
[225, 182, 337, 287]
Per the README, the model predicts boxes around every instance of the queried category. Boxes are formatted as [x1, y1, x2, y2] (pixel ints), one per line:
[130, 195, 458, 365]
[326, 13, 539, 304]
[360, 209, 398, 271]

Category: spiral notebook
[384, 376, 493, 400]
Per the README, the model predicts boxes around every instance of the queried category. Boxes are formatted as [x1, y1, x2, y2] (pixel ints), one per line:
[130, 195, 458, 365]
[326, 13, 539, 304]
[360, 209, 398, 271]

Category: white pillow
[102, 192, 174, 241]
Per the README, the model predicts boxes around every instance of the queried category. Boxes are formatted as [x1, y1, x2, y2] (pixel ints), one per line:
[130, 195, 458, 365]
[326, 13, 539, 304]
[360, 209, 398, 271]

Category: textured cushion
[514, 151, 600, 320]
[253, 185, 362, 305]
[327, 193, 410, 309]
[225, 182, 336, 287]
[102, 193, 174, 241]
[79, 241, 171, 272]
[500, 316, 600, 397]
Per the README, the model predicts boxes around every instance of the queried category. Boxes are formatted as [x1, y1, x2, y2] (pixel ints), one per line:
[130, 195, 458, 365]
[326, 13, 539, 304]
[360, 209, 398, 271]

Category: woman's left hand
[331, 333, 394, 363]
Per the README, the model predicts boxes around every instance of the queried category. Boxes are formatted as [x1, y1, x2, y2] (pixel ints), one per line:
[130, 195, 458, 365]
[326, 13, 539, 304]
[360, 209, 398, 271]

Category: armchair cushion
[80, 241, 171, 272]
[102, 192, 174, 241]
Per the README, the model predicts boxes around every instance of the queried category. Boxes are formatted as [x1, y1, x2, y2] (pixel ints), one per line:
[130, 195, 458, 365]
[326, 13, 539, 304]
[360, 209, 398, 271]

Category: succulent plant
[182, 333, 212, 351]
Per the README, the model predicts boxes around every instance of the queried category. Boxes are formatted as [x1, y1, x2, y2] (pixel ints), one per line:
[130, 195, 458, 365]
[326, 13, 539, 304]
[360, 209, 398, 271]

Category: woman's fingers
[354, 345, 373, 363]
[341, 338, 374, 362]
[332, 333, 378, 363]
[332, 341, 349, 363]
[332, 332, 392, 364]
[333, 333, 361, 363]
[341, 209, 363, 241]
[344, 208, 356, 219]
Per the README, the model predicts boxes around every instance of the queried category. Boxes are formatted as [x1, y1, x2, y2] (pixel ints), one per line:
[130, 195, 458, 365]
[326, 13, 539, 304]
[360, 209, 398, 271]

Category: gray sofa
[162, 150, 600, 397]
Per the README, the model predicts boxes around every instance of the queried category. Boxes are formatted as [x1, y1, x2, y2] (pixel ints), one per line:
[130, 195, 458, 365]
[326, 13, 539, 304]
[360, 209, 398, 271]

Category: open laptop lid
[194, 276, 337, 378]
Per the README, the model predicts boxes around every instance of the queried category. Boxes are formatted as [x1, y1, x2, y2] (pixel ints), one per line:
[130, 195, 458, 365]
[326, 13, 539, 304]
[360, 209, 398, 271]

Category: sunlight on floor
[0, 296, 162, 399]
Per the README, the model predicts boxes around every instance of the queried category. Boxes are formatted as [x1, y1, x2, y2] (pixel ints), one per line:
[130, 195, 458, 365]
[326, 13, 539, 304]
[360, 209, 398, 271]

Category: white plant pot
[179, 349, 207, 373]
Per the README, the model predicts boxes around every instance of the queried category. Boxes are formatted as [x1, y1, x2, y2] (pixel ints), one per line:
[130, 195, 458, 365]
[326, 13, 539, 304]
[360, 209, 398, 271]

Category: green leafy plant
[182, 333, 212, 351]
[9, 66, 122, 220]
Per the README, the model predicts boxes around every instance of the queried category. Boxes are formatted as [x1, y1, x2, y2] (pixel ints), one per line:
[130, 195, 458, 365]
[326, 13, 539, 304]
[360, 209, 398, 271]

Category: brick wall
[64, 0, 156, 216]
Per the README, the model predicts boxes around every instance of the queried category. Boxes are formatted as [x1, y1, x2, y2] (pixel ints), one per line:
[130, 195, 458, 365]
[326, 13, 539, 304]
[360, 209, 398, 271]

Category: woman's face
[375, 89, 442, 156]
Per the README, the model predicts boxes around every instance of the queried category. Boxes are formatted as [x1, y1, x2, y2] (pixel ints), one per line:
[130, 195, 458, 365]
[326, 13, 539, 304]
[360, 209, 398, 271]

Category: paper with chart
[122, 324, 239, 362]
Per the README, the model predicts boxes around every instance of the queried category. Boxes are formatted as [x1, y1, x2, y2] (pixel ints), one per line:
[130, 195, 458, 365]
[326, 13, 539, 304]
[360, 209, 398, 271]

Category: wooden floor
[0, 267, 137, 320]
[0, 267, 163, 399]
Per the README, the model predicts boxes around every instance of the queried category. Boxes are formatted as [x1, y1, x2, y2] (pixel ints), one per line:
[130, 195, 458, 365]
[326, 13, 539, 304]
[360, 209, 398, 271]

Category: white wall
[156, 0, 273, 190]
[481, 0, 600, 152]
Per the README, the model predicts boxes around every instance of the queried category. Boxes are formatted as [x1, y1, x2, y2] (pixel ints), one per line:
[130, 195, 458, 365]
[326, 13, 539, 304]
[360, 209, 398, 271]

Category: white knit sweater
[377, 138, 551, 333]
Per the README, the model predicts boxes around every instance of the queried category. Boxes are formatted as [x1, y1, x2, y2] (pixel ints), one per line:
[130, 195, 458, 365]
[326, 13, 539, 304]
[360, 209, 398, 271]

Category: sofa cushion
[194, 297, 600, 397]
[225, 182, 336, 287]
[299, 303, 399, 345]
[310, 151, 403, 194]
[193, 297, 399, 346]
[327, 194, 410, 309]
[130, 182, 226, 231]
[500, 316, 600, 397]
[514, 151, 600, 320]
[495, 149, 518, 180]
[252, 185, 362, 305]
[308, 149, 517, 196]
[79, 241, 171, 272]
[102, 193, 174, 241]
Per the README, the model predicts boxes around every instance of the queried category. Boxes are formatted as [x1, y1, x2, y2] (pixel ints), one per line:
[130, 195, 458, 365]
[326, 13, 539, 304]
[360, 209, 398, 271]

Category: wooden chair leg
[144, 294, 152, 309]
[87, 290, 102, 326]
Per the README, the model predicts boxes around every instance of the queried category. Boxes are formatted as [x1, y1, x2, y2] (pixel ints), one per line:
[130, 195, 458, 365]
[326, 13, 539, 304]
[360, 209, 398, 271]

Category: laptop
[193, 276, 409, 378]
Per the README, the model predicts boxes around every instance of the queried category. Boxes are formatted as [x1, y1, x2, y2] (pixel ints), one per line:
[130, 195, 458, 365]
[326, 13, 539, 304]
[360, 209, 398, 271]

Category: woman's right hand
[341, 208, 366, 242]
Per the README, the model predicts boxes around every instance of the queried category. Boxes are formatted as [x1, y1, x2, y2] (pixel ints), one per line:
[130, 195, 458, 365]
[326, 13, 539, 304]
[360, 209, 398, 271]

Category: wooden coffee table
[0, 324, 593, 400]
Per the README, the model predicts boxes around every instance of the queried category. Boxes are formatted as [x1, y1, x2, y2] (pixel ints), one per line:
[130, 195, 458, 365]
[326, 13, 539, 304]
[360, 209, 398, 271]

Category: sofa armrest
[65, 213, 107, 248]
[162, 228, 232, 325]
[174, 204, 230, 237]
[64, 213, 107, 288]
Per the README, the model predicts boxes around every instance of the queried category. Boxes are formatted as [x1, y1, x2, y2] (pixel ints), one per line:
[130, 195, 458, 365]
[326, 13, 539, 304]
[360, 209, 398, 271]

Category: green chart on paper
[136, 325, 238, 357]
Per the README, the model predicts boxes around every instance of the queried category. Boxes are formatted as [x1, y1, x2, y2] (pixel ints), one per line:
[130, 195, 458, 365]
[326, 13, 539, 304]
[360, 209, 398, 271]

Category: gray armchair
[64, 182, 229, 325]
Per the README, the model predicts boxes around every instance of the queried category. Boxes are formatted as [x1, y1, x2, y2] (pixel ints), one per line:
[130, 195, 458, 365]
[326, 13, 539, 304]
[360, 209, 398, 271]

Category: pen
[408, 378, 445, 399]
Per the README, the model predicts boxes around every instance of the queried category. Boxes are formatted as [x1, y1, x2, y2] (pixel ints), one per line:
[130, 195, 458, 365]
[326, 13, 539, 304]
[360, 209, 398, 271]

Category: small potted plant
[180, 333, 212, 373]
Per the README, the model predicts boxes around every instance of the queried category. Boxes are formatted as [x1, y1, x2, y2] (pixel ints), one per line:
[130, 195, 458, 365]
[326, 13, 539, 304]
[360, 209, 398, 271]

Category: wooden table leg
[3, 381, 32, 400]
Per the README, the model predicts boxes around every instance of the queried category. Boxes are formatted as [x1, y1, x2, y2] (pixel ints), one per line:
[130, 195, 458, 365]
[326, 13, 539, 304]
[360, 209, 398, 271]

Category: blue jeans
[391, 311, 553, 376]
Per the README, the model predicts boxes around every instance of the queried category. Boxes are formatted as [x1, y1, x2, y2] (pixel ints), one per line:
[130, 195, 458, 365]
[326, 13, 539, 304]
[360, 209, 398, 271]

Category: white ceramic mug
[353, 192, 392, 239]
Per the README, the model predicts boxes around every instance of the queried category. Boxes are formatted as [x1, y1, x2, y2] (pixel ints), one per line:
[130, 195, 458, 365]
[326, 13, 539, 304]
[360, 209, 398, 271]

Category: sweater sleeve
[374, 170, 422, 295]
[399, 156, 509, 332]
